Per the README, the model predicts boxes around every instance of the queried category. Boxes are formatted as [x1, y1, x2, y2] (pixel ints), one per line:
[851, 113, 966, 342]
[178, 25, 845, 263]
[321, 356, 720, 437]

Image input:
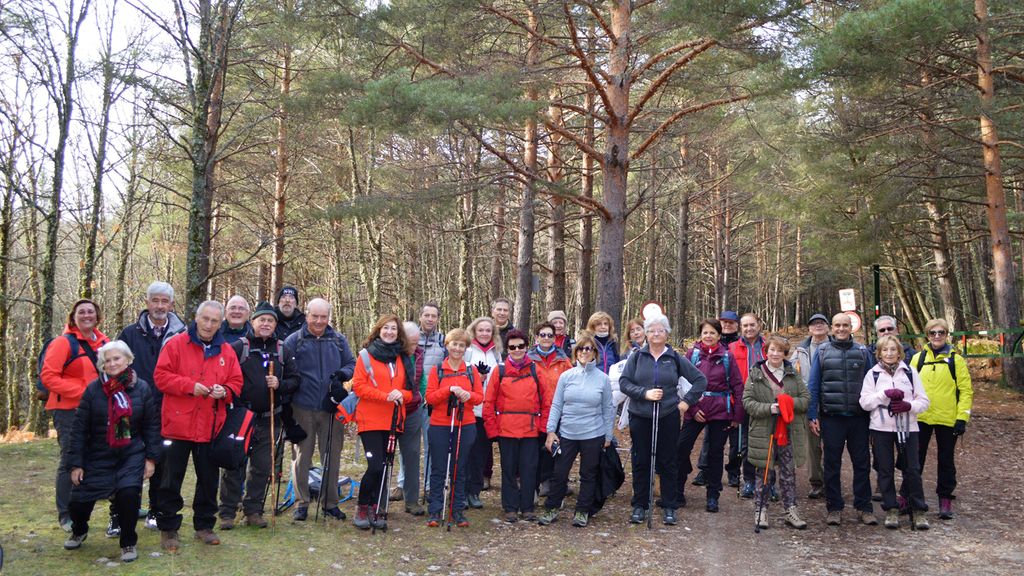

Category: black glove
[284, 420, 307, 443]
[322, 383, 348, 411]
[475, 361, 491, 376]
[953, 419, 966, 436]
[329, 370, 347, 387]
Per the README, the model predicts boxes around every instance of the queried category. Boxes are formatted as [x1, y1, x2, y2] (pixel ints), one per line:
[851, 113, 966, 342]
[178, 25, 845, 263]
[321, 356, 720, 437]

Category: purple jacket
[685, 344, 744, 424]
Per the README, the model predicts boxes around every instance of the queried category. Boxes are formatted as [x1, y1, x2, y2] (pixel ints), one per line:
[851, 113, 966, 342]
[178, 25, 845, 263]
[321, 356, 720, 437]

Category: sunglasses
[928, 330, 947, 336]
[538, 332, 554, 338]
[576, 346, 595, 353]
[507, 343, 527, 351]
[877, 326, 896, 333]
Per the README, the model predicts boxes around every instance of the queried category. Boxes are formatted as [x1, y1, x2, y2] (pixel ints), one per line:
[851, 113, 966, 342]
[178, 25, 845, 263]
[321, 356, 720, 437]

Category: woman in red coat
[351, 314, 414, 530]
[425, 328, 483, 527]
[41, 299, 110, 532]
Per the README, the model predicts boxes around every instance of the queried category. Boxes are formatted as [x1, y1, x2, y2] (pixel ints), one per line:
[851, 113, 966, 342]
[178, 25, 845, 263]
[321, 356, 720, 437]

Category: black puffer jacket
[116, 311, 186, 400]
[67, 374, 162, 502]
[618, 344, 707, 419]
[809, 338, 871, 418]
[231, 336, 300, 414]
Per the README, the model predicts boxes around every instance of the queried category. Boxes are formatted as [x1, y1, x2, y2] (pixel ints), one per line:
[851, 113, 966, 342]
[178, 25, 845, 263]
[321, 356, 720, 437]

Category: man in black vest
[807, 313, 877, 526]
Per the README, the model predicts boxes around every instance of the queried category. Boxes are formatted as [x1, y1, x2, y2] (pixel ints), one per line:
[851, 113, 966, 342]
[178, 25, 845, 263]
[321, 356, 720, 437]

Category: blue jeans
[427, 423, 476, 517]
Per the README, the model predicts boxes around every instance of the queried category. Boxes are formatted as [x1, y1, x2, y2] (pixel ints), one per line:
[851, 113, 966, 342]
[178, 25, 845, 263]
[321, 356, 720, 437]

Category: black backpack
[915, 350, 957, 382]
[209, 401, 256, 470]
[35, 334, 91, 402]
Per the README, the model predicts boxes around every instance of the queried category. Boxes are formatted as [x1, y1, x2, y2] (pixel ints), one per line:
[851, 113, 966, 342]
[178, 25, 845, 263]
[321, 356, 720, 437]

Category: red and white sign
[846, 311, 862, 333]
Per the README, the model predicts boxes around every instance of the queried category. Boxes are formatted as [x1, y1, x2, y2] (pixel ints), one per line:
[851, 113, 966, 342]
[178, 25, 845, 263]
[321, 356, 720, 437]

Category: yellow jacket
[911, 345, 972, 427]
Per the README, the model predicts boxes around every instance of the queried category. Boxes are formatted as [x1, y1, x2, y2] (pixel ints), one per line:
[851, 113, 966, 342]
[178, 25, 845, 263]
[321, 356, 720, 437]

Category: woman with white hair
[618, 314, 707, 526]
[63, 341, 162, 563]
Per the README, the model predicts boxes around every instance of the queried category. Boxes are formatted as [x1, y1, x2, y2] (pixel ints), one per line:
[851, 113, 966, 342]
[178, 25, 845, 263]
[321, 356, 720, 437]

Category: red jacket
[425, 361, 483, 427]
[41, 325, 109, 410]
[154, 327, 243, 442]
[529, 348, 571, 432]
[352, 353, 414, 433]
[729, 336, 765, 385]
[483, 360, 551, 439]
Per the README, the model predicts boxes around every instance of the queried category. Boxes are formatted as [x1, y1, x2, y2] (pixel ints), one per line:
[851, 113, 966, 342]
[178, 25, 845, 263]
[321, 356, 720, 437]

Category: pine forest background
[1, 0, 1023, 433]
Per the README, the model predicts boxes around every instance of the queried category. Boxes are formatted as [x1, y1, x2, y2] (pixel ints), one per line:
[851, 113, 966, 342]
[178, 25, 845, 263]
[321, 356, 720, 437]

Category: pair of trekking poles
[440, 394, 467, 531]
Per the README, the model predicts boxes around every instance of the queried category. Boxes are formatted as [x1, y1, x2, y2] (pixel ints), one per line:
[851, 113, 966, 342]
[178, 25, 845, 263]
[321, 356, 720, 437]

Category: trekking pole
[447, 399, 466, 532]
[316, 411, 336, 523]
[440, 395, 459, 530]
[755, 414, 778, 534]
[373, 402, 402, 535]
[268, 361, 277, 529]
[647, 385, 662, 530]
[894, 411, 915, 532]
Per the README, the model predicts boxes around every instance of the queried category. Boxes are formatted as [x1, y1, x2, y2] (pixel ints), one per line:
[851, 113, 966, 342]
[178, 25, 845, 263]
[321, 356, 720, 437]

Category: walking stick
[647, 385, 662, 530]
[373, 402, 402, 534]
[447, 398, 466, 532]
[268, 361, 277, 529]
[440, 395, 459, 530]
[316, 412, 336, 523]
[755, 414, 777, 534]
[893, 410, 915, 531]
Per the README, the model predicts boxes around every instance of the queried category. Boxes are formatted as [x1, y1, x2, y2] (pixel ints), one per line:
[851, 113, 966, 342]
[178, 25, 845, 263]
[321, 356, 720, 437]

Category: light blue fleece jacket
[547, 360, 614, 442]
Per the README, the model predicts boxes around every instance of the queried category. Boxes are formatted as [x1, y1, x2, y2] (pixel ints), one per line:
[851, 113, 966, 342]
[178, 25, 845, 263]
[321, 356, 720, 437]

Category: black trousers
[466, 420, 492, 495]
[358, 430, 398, 507]
[537, 433, 555, 485]
[497, 436, 539, 513]
[678, 419, 730, 500]
[629, 410, 681, 510]
[70, 487, 142, 548]
[545, 436, 603, 514]
[153, 440, 220, 532]
[820, 413, 872, 513]
[219, 415, 276, 517]
[872, 429, 927, 511]
[918, 422, 959, 499]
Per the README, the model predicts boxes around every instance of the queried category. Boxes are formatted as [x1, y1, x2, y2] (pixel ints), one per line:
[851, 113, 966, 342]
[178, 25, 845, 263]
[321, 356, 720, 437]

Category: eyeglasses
[507, 343, 527, 351]
[646, 328, 667, 335]
[877, 326, 896, 333]
[576, 346, 595, 353]
[928, 330, 947, 337]
[538, 332, 554, 338]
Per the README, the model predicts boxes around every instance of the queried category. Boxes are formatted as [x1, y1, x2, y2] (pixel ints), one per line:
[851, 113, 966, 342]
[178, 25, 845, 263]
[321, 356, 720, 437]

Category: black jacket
[619, 344, 707, 419]
[274, 309, 306, 341]
[117, 311, 186, 400]
[67, 375, 162, 502]
[810, 338, 871, 418]
[231, 336, 301, 414]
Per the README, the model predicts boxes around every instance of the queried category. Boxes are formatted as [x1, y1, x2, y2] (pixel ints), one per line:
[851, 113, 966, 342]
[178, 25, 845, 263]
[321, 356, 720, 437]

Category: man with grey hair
[868, 315, 916, 360]
[221, 295, 252, 344]
[117, 281, 187, 531]
[153, 300, 243, 551]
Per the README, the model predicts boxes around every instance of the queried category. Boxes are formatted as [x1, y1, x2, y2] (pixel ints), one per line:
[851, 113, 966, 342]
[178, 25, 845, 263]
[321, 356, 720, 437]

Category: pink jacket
[859, 362, 929, 433]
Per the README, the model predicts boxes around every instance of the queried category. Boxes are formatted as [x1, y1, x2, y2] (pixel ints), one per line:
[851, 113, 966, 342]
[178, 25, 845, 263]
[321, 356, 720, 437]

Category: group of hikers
[39, 282, 974, 563]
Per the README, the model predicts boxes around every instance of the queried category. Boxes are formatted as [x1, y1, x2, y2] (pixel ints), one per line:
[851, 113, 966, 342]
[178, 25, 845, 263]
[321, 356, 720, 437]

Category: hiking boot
[467, 493, 484, 509]
[218, 516, 235, 530]
[427, 514, 441, 527]
[144, 514, 158, 530]
[244, 512, 268, 528]
[195, 529, 220, 545]
[106, 514, 120, 538]
[522, 512, 538, 522]
[323, 507, 347, 521]
[353, 505, 371, 530]
[706, 497, 719, 513]
[160, 530, 179, 552]
[572, 511, 589, 527]
[121, 545, 138, 563]
[504, 511, 519, 524]
[826, 510, 842, 526]
[388, 486, 403, 502]
[692, 471, 707, 486]
[537, 480, 551, 497]
[938, 498, 954, 520]
[808, 485, 824, 500]
[453, 510, 469, 528]
[292, 505, 308, 522]
[859, 511, 879, 526]
[538, 508, 559, 525]
[60, 518, 73, 533]
[63, 532, 87, 550]
[740, 482, 755, 499]
[785, 506, 807, 529]
[663, 508, 678, 526]
[629, 506, 646, 524]
[727, 472, 740, 488]
[913, 514, 930, 530]
[405, 503, 425, 516]
[756, 508, 769, 529]
[885, 509, 900, 529]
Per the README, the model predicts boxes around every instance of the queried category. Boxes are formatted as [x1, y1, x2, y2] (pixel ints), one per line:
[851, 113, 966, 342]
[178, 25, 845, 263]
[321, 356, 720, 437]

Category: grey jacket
[547, 360, 614, 442]
[619, 344, 707, 420]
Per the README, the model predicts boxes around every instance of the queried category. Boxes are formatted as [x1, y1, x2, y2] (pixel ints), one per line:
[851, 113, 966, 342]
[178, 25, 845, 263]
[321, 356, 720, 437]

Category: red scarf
[761, 364, 794, 446]
[102, 368, 135, 449]
[474, 339, 495, 355]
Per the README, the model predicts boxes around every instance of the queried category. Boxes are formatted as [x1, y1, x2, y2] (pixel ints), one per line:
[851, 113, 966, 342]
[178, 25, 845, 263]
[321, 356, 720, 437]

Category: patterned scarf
[102, 368, 135, 449]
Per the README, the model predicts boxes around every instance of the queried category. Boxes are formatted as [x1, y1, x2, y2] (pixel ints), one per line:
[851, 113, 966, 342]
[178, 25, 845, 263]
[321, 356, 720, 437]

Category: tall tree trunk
[270, 43, 291, 297]
[546, 91, 566, 313]
[490, 190, 506, 303]
[595, 1, 632, 327]
[975, 0, 1023, 388]
[674, 142, 691, 333]
[114, 125, 144, 329]
[794, 226, 803, 324]
[576, 87, 595, 326]
[514, 4, 540, 331]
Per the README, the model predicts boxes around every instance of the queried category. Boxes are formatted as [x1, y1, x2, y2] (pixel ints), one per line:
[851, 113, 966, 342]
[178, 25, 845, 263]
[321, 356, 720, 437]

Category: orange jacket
[41, 325, 109, 410]
[425, 361, 483, 427]
[483, 360, 549, 438]
[729, 337, 765, 385]
[528, 348, 572, 433]
[352, 353, 413, 433]
[154, 327, 243, 442]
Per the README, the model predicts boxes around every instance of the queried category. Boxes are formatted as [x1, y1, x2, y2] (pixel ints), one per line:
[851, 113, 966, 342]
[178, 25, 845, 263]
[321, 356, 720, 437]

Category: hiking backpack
[35, 334, 92, 402]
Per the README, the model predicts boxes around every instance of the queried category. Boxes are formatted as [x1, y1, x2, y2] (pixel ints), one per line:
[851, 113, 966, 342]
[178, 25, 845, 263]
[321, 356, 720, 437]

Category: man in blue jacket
[283, 298, 355, 521]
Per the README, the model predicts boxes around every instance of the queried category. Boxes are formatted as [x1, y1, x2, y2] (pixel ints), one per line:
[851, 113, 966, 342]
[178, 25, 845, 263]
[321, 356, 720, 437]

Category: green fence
[902, 327, 1024, 359]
